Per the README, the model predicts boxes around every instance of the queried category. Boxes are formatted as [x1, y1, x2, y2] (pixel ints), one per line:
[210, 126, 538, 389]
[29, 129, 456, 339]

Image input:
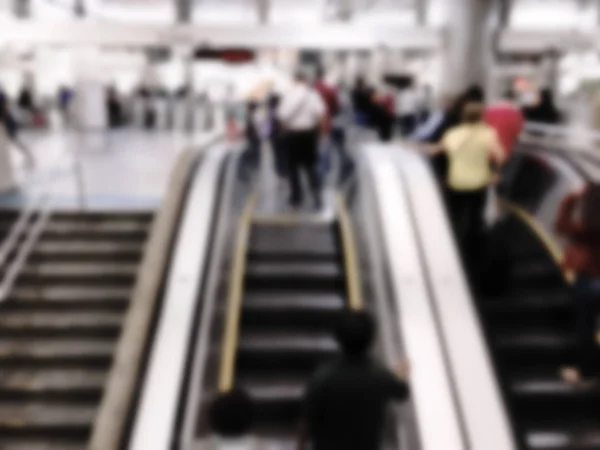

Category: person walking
[556, 184, 600, 385]
[523, 88, 562, 125]
[277, 71, 326, 209]
[298, 311, 410, 450]
[428, 99, 505, 264]
[0, 96, 34, 169]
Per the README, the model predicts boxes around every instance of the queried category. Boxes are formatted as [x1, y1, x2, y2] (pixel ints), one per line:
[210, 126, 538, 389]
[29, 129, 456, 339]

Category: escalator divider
[218, 193, 258, 393]
[334, 194, 365, 311]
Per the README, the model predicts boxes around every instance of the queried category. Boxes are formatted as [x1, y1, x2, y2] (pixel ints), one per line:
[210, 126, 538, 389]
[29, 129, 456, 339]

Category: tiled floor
[0, 129, 217, 210]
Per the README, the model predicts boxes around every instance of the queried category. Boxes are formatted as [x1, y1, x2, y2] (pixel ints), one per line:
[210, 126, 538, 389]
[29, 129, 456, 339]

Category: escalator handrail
[218, 193, 258, 393]
[393, 147, 516, 450]
[127, 147, 227, 450]
[499, 199, 575, 284]
[334, 194, 364, 311]
[364, 145, 466, 450]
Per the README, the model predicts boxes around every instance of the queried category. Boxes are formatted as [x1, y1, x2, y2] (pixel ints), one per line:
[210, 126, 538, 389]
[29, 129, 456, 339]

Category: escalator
[477, 214, 600, 449]
[0, 211, 152, 450]
[235, 222, 345, 439]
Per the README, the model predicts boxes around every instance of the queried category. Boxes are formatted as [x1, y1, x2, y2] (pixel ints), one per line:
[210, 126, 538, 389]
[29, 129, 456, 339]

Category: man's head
[209, 389, 255, 438]
[335, 311, 376, 358]
[463, 85, 485, 103]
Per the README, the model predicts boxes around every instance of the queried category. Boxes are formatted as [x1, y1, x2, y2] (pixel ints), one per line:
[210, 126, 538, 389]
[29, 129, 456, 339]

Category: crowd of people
[202, 311, 410, 450]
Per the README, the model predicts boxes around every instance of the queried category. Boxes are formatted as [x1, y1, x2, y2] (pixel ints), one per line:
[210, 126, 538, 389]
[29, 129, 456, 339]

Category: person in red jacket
[314, 67, 339, 134]
[484, 90, 524, 159]
[555, 184, 600, 384]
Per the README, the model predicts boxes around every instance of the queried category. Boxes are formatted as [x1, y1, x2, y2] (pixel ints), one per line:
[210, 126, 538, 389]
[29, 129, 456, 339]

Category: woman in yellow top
[429, 100, 506, 263]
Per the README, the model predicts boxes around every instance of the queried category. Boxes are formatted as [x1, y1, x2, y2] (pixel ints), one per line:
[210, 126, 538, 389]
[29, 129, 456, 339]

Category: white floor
[0, 129, 211, 210]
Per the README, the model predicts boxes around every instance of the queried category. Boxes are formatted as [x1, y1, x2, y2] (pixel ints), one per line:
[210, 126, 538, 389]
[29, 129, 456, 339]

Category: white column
[74, 80, 107, 131]
[444, 0, 492, 93]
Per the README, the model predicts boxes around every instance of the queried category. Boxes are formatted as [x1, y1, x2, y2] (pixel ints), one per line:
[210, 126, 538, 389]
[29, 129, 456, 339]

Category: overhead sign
[193, 47, 255, 63]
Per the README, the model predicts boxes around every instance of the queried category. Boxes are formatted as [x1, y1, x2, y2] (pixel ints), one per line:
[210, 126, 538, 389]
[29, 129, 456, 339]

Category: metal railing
[0, 194, 53, 302]
[217, 192, 258, 393]
[334, 193, 365, 312]
[521, 122, 600, 161]
[499, 198, 575, 285]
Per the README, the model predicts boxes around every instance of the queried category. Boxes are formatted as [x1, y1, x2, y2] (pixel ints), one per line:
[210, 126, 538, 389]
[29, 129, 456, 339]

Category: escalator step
[242, 292, 344, 330]
[482, 291, 573, 331]
[242, 379, 304, 425]
[511, 376, 600, 417]
[494, 331, 576, 367]
[481, 290, 571, 311]
[236, 331, 338, 374]
[525, 421, 600, 449]
[506, 260, 563, 288]
[245, 261, 344, 291]
[249, 224, 338, 260]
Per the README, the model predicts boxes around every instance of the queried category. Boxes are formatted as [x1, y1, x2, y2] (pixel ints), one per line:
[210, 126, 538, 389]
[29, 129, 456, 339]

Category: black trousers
[574, 275, 600, 376]
[448, 188, 487, 264]
[285, 129, 321, 207]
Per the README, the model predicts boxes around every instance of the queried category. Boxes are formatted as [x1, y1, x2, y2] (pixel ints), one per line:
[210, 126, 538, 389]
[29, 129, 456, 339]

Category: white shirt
[277, 82, 326, 131]
[395, 89, 419, 116]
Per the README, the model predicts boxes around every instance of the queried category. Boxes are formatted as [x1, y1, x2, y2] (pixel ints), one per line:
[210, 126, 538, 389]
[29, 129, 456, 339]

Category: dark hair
[247, 101, 258, 112]
[462, 85, 484, 103]
[209, 389, 255, 438]
[335, 311, 375, 358]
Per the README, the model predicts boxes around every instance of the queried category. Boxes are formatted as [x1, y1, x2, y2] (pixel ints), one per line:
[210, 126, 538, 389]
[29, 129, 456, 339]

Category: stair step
[0, 369, 105, 401]
[31, 241, 144, 262]
[19, 263, 138, 285]
[7, 287, 130, 311]
[0, 311, 122, 338]
[0, 339, 115, 368]
[0, 402, 95, 438]
[0, 439, 86, 450]
[38, 220, 150, 241]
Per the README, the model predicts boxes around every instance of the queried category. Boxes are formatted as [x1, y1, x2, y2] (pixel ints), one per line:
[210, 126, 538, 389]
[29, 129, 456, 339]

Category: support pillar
[444, 0, 494, 93]
[176, 0, 192, 23]
[13, 0, 31, 18]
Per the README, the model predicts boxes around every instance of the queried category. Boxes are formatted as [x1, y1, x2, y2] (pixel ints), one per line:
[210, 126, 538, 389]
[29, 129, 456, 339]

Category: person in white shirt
[277, 71, 327, 209]
[396, 86, 419, 136]
[199, 389, 267, 450]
